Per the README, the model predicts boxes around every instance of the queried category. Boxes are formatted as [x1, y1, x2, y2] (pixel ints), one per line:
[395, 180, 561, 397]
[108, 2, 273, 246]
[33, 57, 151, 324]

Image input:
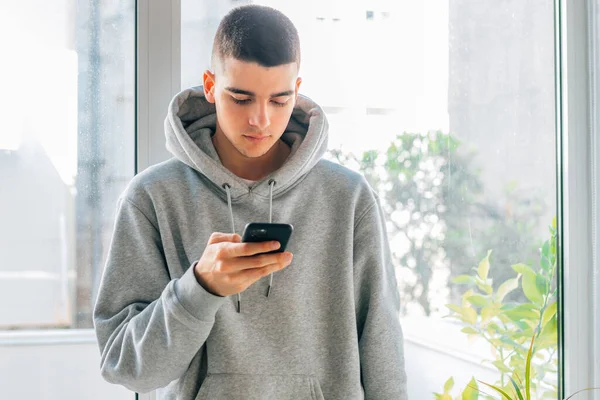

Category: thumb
[208, 232, 240, 244]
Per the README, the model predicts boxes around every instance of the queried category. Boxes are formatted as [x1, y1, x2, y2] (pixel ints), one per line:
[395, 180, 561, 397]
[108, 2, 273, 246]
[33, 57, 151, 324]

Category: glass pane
[181, 0, 558, 397]
[0, 0, 135, 398]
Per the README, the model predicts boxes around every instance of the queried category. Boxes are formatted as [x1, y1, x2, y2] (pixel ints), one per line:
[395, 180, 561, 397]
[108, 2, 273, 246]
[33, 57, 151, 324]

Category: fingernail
[272, 241, 281, 249]
[285, 253, 293, 262]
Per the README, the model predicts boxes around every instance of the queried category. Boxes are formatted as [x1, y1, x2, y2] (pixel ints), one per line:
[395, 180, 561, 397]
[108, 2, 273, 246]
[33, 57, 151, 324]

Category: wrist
[192, 261, 224, 297]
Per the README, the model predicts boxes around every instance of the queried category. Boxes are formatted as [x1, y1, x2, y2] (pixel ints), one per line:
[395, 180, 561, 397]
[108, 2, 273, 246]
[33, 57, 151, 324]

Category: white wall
[0, 330, 132, 400]
[403, 317, 499, 398]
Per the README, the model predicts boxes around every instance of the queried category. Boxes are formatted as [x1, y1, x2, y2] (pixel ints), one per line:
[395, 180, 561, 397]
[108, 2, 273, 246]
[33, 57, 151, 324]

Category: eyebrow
[225, 87, 294, 98]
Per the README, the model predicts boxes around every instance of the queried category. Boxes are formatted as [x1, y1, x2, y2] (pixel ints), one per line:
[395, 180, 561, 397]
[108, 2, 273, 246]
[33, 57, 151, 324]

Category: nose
[248, 103, 270, 131]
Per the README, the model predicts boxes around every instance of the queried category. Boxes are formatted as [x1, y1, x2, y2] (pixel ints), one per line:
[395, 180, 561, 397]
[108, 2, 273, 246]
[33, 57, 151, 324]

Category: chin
[236, 143, 273, 159]
[236, 137, 277, 158]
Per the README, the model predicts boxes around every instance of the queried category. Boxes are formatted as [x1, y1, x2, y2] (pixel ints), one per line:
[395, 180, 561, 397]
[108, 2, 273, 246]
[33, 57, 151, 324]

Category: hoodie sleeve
[353, 197, 408, 400]
[92, 196, 227, 393]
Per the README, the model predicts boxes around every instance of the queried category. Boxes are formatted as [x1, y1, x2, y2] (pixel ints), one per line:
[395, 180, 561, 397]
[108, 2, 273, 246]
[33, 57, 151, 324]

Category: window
[6, 0, 596, 398]
[0, 0, 134, 398]
[181, 1, 558, 397]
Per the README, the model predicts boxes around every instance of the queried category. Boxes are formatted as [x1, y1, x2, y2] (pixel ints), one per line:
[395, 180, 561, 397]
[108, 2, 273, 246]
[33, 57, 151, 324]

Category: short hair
[211, 5, 301, 69]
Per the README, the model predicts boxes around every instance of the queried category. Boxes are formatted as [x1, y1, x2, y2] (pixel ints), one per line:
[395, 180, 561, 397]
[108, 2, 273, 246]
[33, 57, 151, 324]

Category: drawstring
[222, 183, 241, 313]
[222, 180, 277, 313]
[267, 179, 276, 297]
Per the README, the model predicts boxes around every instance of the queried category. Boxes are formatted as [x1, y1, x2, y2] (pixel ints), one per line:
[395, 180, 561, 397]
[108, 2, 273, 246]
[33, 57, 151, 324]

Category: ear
[203, 70, 216, 103]
[294, 77, 302, 100]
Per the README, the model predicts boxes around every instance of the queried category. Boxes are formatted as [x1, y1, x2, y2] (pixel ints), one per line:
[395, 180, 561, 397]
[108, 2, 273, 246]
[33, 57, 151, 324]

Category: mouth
[243, 135, 270, 143]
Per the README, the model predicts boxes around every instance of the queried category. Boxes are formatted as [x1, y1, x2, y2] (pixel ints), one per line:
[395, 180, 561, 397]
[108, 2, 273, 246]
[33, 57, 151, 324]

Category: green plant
[328, 131, 544, 316]
[478, 333, 599, 400]
[435, 218, 558, 399]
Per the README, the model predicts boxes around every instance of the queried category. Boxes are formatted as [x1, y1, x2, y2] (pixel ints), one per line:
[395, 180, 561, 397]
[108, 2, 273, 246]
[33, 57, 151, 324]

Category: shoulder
[311, 159, 379, 210]
[313, 159, 370, 187]
[119, 158, 195, 209]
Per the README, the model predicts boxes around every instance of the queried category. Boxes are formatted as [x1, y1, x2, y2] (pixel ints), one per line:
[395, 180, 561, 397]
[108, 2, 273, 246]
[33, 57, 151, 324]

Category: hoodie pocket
[195, 373, 325, 400]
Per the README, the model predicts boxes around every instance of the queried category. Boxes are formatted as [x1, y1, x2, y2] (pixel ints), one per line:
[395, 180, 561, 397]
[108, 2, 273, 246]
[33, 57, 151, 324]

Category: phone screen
[241, 223, 293, 254]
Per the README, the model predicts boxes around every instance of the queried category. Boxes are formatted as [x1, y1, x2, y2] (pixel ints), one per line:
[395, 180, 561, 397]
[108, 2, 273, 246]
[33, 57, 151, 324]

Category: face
[203, 57, 302, 159]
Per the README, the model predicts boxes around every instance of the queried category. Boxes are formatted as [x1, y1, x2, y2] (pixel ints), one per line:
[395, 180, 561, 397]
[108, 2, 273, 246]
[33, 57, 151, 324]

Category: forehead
[216, 57, 298, 95]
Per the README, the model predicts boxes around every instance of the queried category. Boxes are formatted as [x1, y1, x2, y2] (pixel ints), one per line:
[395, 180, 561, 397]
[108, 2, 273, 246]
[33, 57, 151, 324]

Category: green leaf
[512, 320, 532, 331]
[462, 307, 478, 325]
[540, 257, 551, 272]
[510, 377, 525, 400]
[476, 282, 494, 295]
[481, 307, 496, 323]
[478, 250, 492, 281]
[525, 336, 535, 400]
[537, 315, 558, 346]
[462, 378, 479, 400]
[541, 241, 553, 272]
[504, 305, 539, 322]
[497, 276, 521, 302]
[552, 216, 557, 229]
[536, 274, 550, 297]
[502, 303, 537, 311]
[467, 295, 489, 308]
[443, 377, 454, 393]
[462, 289, 475, 307]
[542, 302, 558, 329]
[522, 270, 543, 305]
[447, 304, 463, 315]
[461, 326, 479, 334]
[512, 263, 534, 275]
[541, 241, 551, 260]
[478, 380, 514, 400]
[452, 275, 475, 285]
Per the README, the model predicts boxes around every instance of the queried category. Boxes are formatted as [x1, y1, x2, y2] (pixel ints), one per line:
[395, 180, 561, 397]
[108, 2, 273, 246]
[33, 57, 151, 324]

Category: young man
[93, 5, 407, 399]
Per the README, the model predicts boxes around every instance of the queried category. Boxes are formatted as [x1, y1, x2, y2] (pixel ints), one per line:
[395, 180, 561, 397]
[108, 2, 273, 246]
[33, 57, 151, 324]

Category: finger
[208, 232, 241, 245]
[231, 234, 242, 243]
[235, 261, 288, 283]
[225, 240, 281, 258]
[225, 252, 292, 272]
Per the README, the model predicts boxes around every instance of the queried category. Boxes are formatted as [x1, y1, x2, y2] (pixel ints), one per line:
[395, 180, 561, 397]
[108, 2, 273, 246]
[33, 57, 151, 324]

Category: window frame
[589, 0, 600, 392]
[557, 0, 599, 397]
[136, 0, 181, 174]
[136, 0, 181, 398]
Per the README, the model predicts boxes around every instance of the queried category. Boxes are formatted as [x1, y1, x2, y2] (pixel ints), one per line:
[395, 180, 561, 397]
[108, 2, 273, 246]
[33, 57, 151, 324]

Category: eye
[271, 99, 289, 107]
[232, 97, 251, 105]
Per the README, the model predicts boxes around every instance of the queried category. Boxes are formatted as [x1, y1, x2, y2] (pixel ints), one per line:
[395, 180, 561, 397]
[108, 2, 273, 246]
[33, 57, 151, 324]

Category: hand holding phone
[193, 227, 293, 297]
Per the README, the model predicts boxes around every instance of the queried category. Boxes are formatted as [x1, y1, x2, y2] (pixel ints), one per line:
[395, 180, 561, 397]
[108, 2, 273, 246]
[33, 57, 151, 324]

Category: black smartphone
[241, 222, 294, 255]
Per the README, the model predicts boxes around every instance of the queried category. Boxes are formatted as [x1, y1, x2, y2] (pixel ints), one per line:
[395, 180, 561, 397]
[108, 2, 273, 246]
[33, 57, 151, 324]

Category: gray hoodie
[93, 86, 408, 399]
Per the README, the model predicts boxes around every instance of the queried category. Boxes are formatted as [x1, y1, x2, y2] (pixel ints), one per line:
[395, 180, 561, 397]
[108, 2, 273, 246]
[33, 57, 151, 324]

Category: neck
[211, 125, 291, 181]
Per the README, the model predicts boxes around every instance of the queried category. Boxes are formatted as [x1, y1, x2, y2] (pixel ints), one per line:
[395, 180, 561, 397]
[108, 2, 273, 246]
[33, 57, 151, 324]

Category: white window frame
[558, 0, 600, 398]
[592, 0, 600, 393]
[136, 0, 180, 399]
[586, 0, 600, 395]
[136, 0, 181, 174]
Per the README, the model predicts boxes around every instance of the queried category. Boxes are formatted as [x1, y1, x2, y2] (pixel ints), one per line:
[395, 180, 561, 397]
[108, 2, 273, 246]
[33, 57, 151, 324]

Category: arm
[93, 197, 227, 393]
[353, 198, 408, 400]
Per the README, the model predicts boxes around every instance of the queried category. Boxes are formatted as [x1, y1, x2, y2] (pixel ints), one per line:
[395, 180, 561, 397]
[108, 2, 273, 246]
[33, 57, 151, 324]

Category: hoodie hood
[164, 86, 329, 200]
[164, 86, 329, 312]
